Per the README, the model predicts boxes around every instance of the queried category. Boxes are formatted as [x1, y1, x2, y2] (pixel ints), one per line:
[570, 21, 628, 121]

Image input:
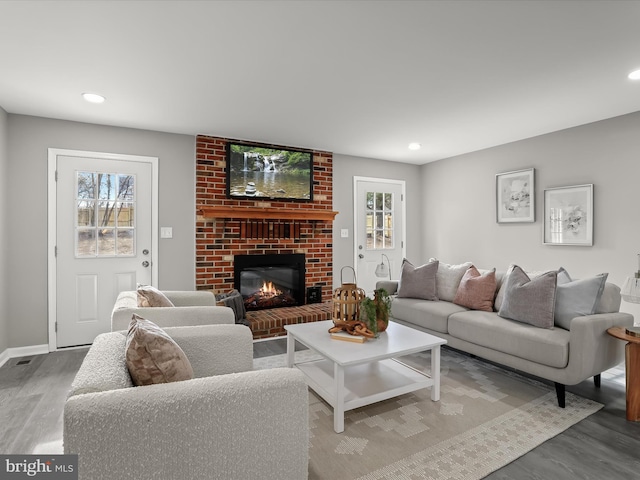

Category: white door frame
[352, 176, 407, 283]
[47, 148, 159, 351]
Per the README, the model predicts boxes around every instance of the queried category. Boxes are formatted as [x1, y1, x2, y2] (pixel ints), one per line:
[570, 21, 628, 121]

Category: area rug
[254, 348, 603, 480]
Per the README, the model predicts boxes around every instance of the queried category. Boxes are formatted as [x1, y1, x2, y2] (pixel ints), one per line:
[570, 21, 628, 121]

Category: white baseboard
[0, 344, 50, 368]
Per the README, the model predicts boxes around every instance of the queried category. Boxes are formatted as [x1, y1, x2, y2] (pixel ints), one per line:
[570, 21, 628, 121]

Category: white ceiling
[1, 0, 640, 165]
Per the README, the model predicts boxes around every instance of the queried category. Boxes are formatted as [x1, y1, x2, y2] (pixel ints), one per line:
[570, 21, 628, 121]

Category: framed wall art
[543, 184, 593, 246]
[496, 168, 534, 223]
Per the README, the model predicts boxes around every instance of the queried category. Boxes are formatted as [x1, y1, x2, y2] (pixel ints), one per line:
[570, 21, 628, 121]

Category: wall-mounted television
[226, 141, 313, 201]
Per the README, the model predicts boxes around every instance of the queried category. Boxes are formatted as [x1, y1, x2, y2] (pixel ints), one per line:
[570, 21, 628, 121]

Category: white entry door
[354, 177, 405, 294]
[49, 150, 157, 348]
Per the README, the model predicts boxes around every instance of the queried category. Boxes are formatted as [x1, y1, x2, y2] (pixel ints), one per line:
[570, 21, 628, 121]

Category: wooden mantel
[198, 206, 339, 222]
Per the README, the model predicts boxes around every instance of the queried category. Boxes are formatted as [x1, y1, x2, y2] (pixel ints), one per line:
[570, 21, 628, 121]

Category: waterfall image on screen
[226, 142, 313, 201]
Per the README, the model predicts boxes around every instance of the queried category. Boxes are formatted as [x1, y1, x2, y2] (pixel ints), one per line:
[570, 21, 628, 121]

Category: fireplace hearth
[234, 254, 305, 311]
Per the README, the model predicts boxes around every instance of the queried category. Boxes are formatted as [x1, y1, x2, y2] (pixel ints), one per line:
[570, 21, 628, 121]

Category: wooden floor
[1, 338, 639, 479]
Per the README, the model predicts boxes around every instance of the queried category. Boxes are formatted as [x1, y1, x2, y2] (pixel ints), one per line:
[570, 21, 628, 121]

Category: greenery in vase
[373, 287, 392, 325]
[359, 297, 377, 332]
[359, 288, 392, 335]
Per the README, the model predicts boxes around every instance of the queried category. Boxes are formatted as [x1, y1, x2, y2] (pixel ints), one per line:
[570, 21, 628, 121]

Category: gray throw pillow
[498, 265, 557, 328]
[494, 264, 548, 311]
[554, 268, 608, 330]
[397, 259, 439, 301]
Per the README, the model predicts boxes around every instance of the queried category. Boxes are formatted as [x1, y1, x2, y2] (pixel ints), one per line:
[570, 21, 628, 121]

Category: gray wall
[332, 154, 422, 289]
[4, 110, 638, 348]
[421, 111, 640, 321]
[7, 115, 196, 348]
[0, 107, 8, 353]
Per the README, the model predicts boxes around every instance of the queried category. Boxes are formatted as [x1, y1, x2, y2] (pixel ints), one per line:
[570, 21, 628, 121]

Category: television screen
[226, 142, 313, 201]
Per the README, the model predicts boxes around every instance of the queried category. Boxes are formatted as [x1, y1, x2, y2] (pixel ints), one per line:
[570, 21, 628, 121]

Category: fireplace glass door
[234, 254, 305, 311]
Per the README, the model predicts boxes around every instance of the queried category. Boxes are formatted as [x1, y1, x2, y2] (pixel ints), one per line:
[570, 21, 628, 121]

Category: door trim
[352, 176, 407, 284]
[47, 148, 159, 351]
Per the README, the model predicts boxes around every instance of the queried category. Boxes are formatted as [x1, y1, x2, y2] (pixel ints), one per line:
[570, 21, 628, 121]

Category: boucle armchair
[64, 324, 309, 480]
[111, 290, 234, 331]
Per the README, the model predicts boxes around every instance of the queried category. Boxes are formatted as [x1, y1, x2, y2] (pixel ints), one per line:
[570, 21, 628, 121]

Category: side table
[607, 326, 640, 421]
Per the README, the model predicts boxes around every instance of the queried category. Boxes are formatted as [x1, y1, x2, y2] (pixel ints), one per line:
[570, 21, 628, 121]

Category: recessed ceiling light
[628, 69, 640, 80]
[82, 93, 106, 104]
[408, 143, 422, 150]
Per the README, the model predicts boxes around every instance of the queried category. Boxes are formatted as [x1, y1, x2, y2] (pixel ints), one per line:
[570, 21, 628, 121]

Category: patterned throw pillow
[125, 314, 193, 386]
[137, 285, 175, 307]
[397, 259, 439, 301]
[498, 266, 557, 329]
[453, 266, 497, 312]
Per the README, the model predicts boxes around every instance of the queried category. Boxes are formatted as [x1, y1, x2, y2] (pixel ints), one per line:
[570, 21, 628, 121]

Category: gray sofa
[64, 324, 309, 480]
[377, 265, 634, 407]
[111, 290, 234, 331]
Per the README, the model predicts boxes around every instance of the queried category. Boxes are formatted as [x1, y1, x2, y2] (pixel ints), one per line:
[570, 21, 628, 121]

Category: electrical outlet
[341, 229, 349, 238]
[160, 227, 173, 239]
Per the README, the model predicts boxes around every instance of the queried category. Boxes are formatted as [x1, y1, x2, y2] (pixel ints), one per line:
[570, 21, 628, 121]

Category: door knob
[142, 261, 150, 268]
[359, 254, 364, 259]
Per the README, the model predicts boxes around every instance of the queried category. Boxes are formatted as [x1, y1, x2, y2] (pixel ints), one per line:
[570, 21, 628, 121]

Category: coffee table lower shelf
[295, 357, 433, 432]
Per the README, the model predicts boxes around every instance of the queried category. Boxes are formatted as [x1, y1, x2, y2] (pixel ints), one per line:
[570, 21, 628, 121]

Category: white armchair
[64, 324, 309, 480]
[111, 290, 235, 331]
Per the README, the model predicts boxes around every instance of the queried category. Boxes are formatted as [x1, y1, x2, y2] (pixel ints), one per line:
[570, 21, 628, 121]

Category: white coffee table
[284, 320, 447, 433]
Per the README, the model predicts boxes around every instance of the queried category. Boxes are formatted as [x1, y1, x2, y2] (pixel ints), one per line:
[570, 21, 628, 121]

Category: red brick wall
[195, 135, 333, 303]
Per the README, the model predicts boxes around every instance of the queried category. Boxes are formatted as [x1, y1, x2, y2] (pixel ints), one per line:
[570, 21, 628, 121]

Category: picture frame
[496, 168, 535, 223]
[543, 184, 593, 246]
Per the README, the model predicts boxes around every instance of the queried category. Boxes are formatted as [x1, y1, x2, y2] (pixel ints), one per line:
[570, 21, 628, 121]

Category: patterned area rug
[254, 348, 603, 480]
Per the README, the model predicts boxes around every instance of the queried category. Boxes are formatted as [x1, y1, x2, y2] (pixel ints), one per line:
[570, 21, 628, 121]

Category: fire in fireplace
[234, 254, 305, 311]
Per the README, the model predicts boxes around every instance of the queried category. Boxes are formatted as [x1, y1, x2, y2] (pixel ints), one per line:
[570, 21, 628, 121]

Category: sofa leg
[555, 383, 566, 408]
[594, 374, 601, 388]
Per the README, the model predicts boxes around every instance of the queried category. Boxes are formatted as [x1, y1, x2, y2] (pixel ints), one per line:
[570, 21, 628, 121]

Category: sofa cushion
[125, 314, 194, 386]
[428, 258, 473, 302]
[453, 266, 497, 312]
[397, 259, 439, 301]
[448, 310, 570, 369]
[137, 285, 175, 307]
[391, 298, 468, 334]
[498, 266, 557, 328]
[554, 268, 608, 329]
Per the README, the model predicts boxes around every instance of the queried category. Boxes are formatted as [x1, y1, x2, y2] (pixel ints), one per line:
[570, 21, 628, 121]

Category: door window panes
[75, 172, 136, 257]
[365, 190, 394, 250]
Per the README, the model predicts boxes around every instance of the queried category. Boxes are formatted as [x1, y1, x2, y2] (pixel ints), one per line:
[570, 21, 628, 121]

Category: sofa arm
[111, 305, 234, 331]
[376, 280, 398, 295]
[163, 290, 217, 307]
[166, 324, 254, 377]
[565, 312, 634, 384]
[64, 368, 309, 480]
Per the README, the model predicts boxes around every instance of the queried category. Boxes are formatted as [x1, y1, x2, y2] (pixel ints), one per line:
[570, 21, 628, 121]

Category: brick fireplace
[195, 135, 335, 338]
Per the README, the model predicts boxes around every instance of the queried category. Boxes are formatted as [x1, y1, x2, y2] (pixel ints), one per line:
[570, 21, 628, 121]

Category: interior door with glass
[55, 154, 153, 348]
[354, 178, 405, 294]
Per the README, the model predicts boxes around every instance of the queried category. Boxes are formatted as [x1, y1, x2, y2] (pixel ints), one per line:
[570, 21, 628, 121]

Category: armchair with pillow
[64, 320, 309, 480]
[111, 286, 235, 330]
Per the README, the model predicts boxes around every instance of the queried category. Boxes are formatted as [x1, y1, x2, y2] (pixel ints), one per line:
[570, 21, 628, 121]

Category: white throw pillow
[429, 258, 473, 302]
